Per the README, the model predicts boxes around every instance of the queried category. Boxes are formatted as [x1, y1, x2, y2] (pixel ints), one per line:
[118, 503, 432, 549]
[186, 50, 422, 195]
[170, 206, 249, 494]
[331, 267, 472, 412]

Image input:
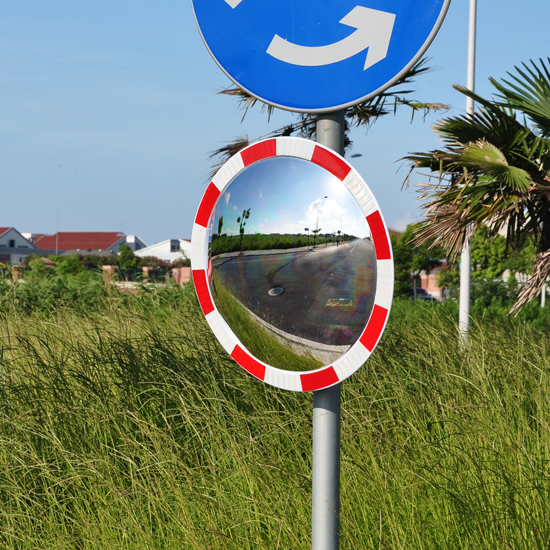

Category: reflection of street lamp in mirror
[314, 196, 328, 249]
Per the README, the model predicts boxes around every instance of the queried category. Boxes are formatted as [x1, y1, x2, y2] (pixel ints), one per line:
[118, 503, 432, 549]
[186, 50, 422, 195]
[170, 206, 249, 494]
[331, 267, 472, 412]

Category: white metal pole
[312, 110, 345, 550]
[542, 283, 546, 308]
[458, 0, 477, 340]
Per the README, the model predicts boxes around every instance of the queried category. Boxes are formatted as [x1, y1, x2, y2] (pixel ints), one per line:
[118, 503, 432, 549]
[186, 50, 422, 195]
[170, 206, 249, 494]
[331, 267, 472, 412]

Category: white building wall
[0, 229, 35, 265]
[0, 229, 33, 249]
[135, 239, 191, 263]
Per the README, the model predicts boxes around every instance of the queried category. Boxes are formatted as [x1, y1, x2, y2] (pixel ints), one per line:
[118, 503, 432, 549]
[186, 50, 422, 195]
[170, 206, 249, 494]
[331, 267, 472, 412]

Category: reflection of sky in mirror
[213, 157, 370, 239]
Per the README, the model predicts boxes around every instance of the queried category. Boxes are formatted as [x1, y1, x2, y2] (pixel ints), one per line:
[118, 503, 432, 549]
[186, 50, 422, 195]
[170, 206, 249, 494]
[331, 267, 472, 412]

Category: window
[170, 240, 179, 253]
[8, 240, 15, 248]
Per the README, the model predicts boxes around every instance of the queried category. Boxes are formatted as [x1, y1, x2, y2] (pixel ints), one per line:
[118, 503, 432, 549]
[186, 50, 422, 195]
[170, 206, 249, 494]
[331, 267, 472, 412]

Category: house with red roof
[32, 232, 147, 255]
[0, 227, 36, 265]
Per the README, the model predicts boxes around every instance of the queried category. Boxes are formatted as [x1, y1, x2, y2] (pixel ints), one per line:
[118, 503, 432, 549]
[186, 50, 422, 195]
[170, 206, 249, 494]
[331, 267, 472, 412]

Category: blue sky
[213, 157, 370, 239]
[1, 1, 549, 245]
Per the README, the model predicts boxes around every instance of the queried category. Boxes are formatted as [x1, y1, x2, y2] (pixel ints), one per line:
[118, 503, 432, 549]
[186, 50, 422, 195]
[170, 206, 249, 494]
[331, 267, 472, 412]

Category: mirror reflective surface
[209, 156, 377, 371]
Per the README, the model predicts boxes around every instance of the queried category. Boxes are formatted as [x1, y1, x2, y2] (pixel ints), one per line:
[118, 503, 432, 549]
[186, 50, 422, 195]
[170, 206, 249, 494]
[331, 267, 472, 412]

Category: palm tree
[406, 58, 550, 313]
[237, 208, 251, 254]
[208, 58, 448, 177]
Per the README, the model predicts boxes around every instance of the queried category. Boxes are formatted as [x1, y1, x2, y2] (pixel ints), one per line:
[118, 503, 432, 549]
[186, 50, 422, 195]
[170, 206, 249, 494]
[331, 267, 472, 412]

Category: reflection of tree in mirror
[312, 228, 321, 248]
[217, 216, 224, 237]
[210, 231, 358, 256]
[237, 208, 251, 254]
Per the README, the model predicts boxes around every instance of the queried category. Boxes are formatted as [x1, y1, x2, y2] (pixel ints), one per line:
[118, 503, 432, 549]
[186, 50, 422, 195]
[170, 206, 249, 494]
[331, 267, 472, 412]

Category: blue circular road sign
[192, 0, 450, 113]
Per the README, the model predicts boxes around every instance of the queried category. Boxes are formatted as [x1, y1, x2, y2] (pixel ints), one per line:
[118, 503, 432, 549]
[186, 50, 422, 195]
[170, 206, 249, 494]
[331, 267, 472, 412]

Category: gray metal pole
[317, 111, 345, 156]
[312, 110, 345, 550]
[312, 384, 341, 550]
[458, 0, 477, 340]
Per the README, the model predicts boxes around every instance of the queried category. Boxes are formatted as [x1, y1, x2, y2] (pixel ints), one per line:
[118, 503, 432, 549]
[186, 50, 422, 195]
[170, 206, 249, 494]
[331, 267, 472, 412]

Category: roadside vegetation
[1, 270, 550, 549]
[391, 222, 550, 325]
[406, 58, 550, 312]
[5, 244, 191, 289]
[210, 232, 354, 256]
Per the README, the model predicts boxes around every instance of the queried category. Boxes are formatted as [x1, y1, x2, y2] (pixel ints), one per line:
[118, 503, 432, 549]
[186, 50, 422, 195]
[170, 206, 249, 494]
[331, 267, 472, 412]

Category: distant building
[420, 268, 444, 300]
[135, 239, 191, 264]
[32, 232, 147, 255]
[0, 228, 36, 265]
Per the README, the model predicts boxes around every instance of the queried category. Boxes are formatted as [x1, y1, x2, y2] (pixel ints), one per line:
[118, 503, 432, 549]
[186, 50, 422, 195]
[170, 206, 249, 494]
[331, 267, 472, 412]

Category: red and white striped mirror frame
[191, 137, 393, 392]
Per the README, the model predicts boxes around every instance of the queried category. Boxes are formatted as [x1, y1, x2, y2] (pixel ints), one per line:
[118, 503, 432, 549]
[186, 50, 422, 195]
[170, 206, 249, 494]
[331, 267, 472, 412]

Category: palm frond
[510, 249, 550, 315]
[207, 135, 250, 180]
[211, 58, 449, 176]
[219, 58, 448, 130]
[219, 86, 276, 122]
[491, 58, 550, 137]
[405, 63, 550, 313]
[456, 140, 532, 191]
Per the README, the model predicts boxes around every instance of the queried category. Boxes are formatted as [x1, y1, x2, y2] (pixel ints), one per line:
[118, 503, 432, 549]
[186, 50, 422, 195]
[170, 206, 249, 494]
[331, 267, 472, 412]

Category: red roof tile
[34, 232, 125, 251]
[0, 228, 11, 237]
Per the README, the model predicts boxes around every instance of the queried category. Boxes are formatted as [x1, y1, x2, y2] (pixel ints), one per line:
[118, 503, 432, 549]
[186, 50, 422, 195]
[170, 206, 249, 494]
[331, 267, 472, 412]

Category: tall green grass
[0, 280, 550, 548]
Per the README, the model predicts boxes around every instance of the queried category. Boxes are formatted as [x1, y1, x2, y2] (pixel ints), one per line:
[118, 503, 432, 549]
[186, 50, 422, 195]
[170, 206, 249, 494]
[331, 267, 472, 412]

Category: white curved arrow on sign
[266, 6, 395, 70]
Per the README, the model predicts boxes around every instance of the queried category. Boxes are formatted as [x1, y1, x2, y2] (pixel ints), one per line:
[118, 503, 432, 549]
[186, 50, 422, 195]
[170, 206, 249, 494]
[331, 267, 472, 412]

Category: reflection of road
[211, 239, 376, 346]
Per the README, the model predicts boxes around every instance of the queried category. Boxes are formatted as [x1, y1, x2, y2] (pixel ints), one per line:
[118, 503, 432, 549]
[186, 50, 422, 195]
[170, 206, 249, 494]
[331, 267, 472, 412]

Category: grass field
[1, 276, 550, 549]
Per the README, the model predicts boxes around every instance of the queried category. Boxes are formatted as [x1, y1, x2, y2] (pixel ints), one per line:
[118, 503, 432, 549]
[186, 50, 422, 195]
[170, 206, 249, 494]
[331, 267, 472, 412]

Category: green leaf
[456, 141, 532, 191]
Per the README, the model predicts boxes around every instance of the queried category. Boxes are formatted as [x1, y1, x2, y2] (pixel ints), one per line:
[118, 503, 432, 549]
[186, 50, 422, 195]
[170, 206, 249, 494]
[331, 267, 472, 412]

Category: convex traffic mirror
[191, 137, 393, 392]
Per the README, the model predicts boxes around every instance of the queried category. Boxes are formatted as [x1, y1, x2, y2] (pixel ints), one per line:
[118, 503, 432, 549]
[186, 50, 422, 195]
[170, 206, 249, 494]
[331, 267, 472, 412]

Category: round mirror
[191, 137, 393, 392]
[209, 156, 376, 371]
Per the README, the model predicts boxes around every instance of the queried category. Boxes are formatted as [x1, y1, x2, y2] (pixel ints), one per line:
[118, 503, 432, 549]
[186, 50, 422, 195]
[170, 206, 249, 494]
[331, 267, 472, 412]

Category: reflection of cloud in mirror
[300, 198, 347, 234]
[214, 157, 370, 239]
